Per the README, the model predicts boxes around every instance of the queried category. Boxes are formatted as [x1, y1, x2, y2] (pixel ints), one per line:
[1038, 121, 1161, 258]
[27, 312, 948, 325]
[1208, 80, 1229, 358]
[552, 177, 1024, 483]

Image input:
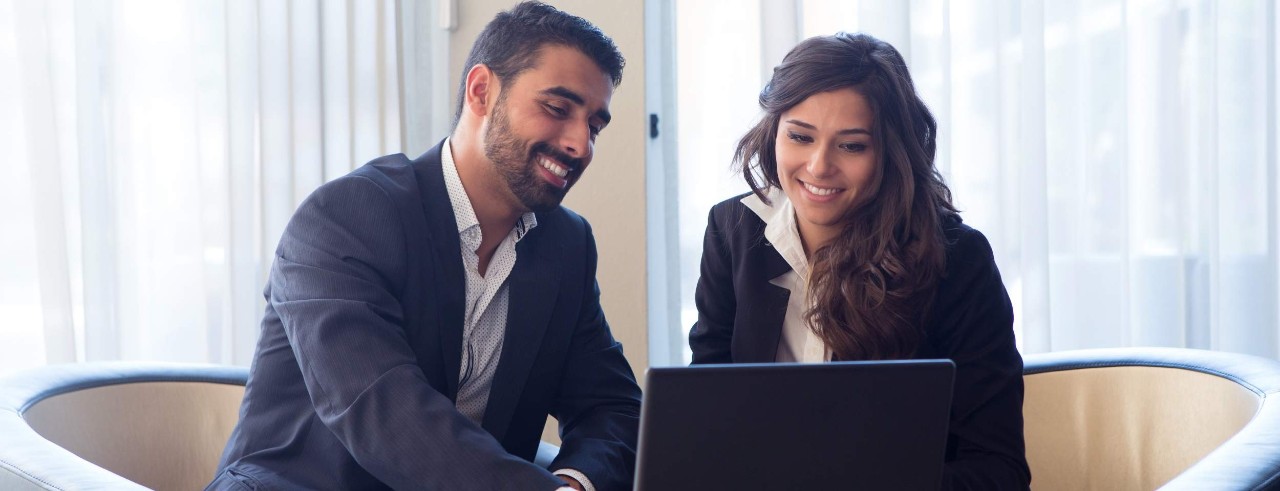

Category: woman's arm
[690, 205, 737, 364]
[932, 226, 1032, 490]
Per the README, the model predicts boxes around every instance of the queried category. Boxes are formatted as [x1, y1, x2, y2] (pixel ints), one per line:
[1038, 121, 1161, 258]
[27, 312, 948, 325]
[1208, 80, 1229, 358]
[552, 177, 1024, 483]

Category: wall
[449, 0, 649, 443]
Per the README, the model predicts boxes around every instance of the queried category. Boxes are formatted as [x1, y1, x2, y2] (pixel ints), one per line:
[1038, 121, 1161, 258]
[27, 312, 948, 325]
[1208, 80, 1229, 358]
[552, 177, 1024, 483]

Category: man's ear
[465, 64, 497, 117]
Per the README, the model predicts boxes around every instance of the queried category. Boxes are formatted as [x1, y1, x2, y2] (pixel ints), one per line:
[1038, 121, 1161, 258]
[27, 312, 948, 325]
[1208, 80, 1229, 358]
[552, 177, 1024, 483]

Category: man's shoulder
[345, 153, 421, 197]
[303, 153, 435, 207]
[535, 205, 589, 240]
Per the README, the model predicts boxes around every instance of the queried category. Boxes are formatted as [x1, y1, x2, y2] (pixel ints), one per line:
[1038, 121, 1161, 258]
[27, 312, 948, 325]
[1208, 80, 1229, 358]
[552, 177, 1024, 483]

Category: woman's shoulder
[707, 192, 764, 225]
[940, 214, 998, 273]
[709, 191, 755, 213]
[701, 193, 772, 253]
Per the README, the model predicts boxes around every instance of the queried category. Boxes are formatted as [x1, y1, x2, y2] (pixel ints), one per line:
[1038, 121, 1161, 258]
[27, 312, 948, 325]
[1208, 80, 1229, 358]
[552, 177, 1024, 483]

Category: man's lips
[535, 153, 572, 189]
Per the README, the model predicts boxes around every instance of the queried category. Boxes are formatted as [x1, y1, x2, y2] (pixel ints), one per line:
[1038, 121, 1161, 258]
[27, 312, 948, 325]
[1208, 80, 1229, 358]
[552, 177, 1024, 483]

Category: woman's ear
[464, 64, 495, 117]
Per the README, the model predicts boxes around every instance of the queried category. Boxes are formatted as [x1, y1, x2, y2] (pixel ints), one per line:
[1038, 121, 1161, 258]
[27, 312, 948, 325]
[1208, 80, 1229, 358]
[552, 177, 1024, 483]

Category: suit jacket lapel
[482, 220, 561, 441]
[739, 228, 794, 363]
[412, 141, 467, 400]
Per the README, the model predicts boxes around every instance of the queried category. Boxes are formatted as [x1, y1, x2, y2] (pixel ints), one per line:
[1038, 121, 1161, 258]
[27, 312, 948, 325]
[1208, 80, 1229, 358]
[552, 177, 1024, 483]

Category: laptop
[633, 360, 955, 491]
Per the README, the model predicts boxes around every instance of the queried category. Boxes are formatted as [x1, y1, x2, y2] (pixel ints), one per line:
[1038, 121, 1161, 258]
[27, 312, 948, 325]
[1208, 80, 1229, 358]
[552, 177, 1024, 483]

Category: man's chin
[515, 186, 568, 213]
[523, 196, 566, 213]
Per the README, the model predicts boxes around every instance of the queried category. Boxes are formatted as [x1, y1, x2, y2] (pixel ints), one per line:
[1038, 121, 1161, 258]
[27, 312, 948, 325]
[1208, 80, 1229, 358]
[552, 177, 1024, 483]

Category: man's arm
[547, 219, 643, 491]
[271, 175, 564, 490]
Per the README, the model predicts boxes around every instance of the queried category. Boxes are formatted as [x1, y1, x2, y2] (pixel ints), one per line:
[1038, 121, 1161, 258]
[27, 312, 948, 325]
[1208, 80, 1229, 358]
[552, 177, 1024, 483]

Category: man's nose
[559, 120, 592, 160]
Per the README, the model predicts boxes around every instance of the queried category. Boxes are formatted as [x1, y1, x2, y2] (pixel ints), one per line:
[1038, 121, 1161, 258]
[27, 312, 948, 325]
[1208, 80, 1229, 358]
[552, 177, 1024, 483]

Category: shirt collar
[441, 138, 538, 248]
[741, 187, 809, 279]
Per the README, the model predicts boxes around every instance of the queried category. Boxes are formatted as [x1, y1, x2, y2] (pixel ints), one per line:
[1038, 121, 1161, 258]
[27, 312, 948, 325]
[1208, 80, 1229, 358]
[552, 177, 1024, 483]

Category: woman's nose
[806, 147, 835, 177]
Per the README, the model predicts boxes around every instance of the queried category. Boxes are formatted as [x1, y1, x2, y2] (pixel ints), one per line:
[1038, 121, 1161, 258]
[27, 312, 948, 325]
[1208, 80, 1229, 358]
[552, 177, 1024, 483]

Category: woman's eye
[787, 131, 812, 143]
[840, 142, 868, 153]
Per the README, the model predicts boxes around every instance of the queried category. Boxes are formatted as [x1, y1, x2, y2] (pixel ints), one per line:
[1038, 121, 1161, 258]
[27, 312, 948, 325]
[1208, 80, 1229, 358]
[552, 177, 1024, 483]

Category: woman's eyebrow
[784, 119, 870, 135]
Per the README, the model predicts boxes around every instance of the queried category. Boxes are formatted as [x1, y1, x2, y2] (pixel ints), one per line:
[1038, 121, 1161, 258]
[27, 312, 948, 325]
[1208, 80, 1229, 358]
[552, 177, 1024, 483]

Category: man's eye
[545, 103, 567, 116]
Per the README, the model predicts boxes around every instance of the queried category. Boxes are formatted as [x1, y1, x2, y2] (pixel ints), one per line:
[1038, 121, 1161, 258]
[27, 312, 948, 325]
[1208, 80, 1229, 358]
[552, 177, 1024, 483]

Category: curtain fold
[0, 0, 443, 373]
[13, 0, 77, 364]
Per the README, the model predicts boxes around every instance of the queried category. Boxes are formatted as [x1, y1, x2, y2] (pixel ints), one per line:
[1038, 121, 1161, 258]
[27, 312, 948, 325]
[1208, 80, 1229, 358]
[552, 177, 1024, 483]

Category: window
[651, 0, 1280, 365]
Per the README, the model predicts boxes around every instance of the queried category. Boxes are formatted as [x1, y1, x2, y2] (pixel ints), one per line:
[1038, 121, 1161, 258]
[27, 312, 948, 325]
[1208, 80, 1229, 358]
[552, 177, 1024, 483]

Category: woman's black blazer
[689, 195, 1032, 490]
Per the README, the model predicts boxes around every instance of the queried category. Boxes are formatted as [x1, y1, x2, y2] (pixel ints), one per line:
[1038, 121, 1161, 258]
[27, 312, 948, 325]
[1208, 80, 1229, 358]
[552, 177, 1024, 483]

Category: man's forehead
[525, 43, 617, 84]
[512, 47, 614, 113]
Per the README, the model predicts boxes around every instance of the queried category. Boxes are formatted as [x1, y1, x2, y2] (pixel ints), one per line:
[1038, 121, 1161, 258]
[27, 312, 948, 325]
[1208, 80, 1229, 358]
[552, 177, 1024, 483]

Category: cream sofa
[5, 349, 1280, 490]
[1024, 347, 1280, 490]
[0, 362, 560, 490]
[0, 362, 247, 490]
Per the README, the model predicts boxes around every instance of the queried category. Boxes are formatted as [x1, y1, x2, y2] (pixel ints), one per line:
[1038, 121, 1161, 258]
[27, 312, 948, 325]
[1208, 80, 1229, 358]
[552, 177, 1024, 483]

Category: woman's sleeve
[933, 227, 1032, 490]
[689, 205, 736, 364]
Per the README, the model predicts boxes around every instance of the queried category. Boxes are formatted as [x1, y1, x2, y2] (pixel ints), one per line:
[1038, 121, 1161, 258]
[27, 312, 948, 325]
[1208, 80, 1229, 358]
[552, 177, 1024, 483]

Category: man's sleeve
[270, 175, 563, 490]
[547, 219, 643, 491]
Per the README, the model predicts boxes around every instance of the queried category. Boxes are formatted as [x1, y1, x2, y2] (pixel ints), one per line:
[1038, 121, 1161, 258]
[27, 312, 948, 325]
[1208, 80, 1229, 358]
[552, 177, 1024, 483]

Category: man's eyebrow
[543, 86, 584, 105]
[783, 119, 870, 135]
[543, 86, 611, 125]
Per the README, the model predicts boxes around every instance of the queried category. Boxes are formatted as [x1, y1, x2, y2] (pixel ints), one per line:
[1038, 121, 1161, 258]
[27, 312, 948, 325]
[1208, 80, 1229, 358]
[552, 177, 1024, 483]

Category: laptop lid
[634, 359, 955, 491]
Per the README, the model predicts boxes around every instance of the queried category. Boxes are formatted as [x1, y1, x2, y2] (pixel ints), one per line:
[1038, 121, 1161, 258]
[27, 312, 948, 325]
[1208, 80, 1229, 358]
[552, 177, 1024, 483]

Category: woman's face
[775, 87, 877, 250]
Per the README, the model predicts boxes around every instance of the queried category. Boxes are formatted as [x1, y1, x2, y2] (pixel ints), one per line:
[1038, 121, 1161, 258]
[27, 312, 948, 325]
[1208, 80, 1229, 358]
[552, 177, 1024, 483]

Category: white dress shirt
[741, 188, 832, 363]
[441, 140, 594, 491]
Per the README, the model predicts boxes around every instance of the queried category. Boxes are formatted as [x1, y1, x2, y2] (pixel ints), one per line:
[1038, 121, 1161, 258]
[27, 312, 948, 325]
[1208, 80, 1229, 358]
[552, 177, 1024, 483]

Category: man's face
[483, 44, 615, 212]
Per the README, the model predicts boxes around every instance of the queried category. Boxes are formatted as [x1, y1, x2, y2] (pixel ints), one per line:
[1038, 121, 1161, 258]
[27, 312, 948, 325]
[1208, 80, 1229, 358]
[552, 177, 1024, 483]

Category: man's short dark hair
[453, 1, 625, 124]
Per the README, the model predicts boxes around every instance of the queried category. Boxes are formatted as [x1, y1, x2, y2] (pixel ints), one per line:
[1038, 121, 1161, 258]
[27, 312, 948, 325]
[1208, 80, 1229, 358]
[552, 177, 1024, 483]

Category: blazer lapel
[482, 222, 561, 441]
[738, 232, 794, 363]
[412, 141, 467, 400]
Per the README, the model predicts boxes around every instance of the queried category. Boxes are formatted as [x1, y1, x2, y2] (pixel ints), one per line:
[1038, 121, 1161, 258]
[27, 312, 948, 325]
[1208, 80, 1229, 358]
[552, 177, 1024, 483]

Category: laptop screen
[634, 360, 955, 491]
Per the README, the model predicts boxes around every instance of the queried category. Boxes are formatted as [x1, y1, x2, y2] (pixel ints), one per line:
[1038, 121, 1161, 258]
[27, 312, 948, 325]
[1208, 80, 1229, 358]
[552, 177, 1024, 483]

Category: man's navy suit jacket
[211, 141, 641, 490]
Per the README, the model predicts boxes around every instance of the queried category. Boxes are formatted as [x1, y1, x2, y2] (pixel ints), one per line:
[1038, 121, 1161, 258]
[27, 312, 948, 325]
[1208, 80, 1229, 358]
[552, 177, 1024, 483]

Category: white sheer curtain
[0, 0, 449, 374]
[670, 0, 1279, 362]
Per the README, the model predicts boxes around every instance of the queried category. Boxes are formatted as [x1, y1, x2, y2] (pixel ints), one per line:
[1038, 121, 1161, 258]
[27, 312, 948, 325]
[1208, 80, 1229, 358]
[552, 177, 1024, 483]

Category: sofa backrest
[1024, 365, 1259, 490]
[23, 381, 244, 491]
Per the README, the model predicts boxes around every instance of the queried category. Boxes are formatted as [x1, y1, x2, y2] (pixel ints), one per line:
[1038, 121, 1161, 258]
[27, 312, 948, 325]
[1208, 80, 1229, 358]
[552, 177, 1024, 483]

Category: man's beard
[482, 97, 584, 213]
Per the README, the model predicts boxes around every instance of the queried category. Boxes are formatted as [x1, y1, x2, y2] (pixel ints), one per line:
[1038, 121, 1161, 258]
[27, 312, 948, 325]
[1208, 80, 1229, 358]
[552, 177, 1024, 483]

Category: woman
[689, 33, 1030, 489]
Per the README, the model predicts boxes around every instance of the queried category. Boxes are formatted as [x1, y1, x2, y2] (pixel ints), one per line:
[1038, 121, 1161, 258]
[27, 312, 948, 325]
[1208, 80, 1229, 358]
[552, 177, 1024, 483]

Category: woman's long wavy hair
[735, 32, 958, 361]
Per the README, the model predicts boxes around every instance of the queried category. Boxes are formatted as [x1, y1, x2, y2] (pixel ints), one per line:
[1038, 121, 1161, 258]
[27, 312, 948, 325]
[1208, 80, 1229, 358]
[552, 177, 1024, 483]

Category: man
[208, 3, 640, 490]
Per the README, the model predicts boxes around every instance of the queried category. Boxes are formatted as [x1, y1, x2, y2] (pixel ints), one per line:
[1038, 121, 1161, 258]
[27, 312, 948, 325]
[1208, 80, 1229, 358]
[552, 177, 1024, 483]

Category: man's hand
[557, 475, 584, 491]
